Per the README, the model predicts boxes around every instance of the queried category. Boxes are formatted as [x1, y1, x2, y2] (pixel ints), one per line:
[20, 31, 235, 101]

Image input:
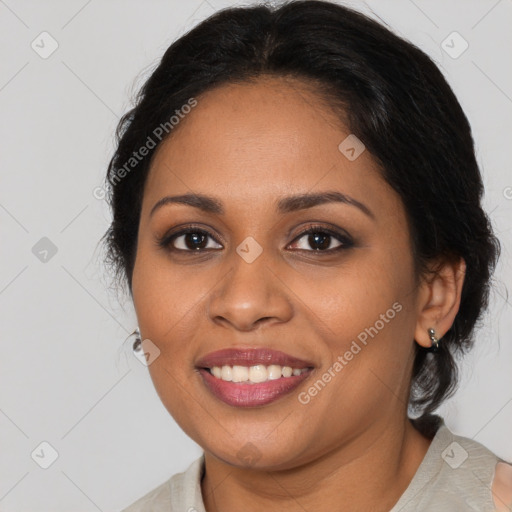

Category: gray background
[0, 0, 511, 510]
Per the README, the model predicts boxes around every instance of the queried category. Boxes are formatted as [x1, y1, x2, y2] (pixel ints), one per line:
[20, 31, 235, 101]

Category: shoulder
[437, 425, 512, 511]
[492, 462, 512, 511]
[398, 419, 510, 511]
[120, 478, 173, 512]
[120, 455, 205, 512]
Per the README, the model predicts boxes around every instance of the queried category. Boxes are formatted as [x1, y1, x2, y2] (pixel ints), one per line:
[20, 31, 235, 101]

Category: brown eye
[159, 228, 223, 252]
[288, 226, 353, 252]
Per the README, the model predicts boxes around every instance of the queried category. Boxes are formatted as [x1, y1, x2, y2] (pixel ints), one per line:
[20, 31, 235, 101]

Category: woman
[101, 1, 512, 510]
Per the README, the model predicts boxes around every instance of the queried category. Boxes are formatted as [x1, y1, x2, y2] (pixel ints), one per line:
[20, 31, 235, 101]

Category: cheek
[296, 248, 418, 404]
[131, 249, 209, 425]
[131, 247, 208, 357]
[295, 250, 413, 337]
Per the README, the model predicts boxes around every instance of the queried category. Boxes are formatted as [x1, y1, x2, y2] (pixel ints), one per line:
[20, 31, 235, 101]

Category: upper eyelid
[163, 224, 352, 250]
[161, 224, 223, 244]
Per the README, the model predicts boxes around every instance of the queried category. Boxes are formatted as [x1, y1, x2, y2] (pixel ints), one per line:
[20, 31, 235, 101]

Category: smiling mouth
[195, 347, 315, 406]
[205, 364, 311, 384]
[198, 365, 315, 407]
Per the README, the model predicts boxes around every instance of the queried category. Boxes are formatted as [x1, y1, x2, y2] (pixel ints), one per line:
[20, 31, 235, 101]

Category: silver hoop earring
[131, 327, 142, 353]
[427, 328, 440, 352]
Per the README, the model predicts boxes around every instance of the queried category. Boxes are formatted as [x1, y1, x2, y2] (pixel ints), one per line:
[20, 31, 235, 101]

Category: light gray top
[121, 416, 508, 511]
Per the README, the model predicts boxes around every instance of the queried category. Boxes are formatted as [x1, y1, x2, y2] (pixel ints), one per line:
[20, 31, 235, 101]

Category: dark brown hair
[101, 0, 500, 425]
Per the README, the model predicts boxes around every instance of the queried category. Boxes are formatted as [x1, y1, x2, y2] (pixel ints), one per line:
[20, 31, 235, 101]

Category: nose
[207, 251, 294, 332]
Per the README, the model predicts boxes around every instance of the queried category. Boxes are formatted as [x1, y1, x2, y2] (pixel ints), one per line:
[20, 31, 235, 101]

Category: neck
[201, 416, 433, 512]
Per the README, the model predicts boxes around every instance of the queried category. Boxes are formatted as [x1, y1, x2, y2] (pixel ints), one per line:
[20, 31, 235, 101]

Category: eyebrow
[149, 191, 374, 219]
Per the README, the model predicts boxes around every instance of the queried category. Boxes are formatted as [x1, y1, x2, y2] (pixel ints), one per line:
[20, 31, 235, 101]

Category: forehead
[143, 76, 394, 216]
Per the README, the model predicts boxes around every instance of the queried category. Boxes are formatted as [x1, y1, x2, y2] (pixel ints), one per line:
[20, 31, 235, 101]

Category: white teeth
[209, 364, 308, 383]
[232, 365, 249, 382]
[221, 365, 232, 381]
[267, 364, 282, 380]
[248, 364, 267, 383]
[281, 366, 293, 378]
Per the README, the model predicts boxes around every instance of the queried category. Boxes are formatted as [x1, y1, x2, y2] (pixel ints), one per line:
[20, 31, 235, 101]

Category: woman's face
[131, 76, 422, 469]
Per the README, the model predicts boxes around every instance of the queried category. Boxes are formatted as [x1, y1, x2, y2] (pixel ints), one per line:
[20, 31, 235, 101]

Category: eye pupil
[309, 233, 330, 250]
[186, 233, 207, 250]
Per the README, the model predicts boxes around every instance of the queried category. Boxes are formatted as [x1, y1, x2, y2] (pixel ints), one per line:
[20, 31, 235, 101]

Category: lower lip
[198, 368, 312, 407]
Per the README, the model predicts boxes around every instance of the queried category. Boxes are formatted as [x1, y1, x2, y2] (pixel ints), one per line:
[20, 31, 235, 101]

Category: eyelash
[156, 223, 354, 255]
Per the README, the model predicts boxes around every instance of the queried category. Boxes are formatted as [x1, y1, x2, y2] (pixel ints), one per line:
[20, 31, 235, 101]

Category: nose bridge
[207, 242, 293, 330]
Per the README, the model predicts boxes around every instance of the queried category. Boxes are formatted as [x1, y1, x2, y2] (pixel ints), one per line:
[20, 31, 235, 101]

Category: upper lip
[196, 348, 315, 369]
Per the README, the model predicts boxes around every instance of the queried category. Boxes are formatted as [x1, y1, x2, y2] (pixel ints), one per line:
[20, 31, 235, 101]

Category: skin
[131, 76, 472, 511]
[493, 462, 512, 510]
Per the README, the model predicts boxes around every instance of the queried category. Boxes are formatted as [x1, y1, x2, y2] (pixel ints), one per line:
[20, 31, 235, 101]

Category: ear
[414, 256, 466, 349]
